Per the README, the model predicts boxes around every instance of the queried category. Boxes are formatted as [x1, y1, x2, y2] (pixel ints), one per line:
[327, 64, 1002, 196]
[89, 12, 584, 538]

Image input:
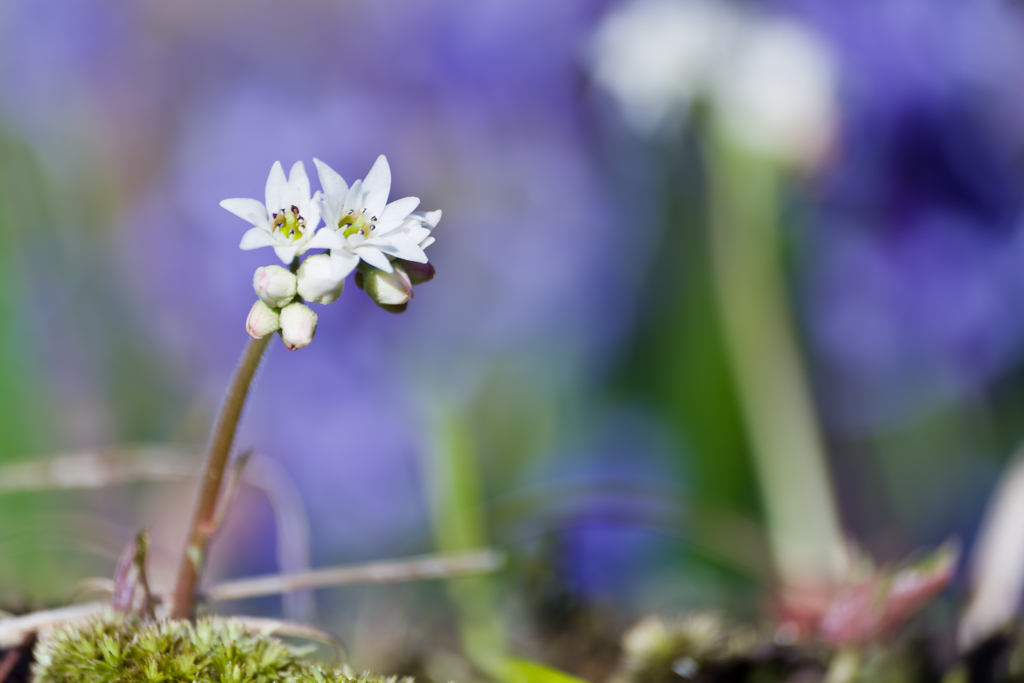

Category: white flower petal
[299, 202, 322, 240]
[356, 245, 394, 273]
[419, 236, 436, 249]
[371, 238, 428, 264]
[221, 198, 268, 226]
[411, 209, 442, 228]
[362, 156, 392, 218]
[274, 245, 298, 264]
[307, 228, 343, 250]
[392, 225, 432, 245]
[362, 155, 391, 198]
[286, 160, 310, 209]
[317, 194, 343, 228]
[329, 249, 361, 280]
[313, 158, 349, 201]
[343, 179, 364, 215]
[380, 196, 420, 228]
[239, 227, 277, 250]
[373, 218, 404, 237]
[365, 194, 389, 220]
[265, 161, 287, 211]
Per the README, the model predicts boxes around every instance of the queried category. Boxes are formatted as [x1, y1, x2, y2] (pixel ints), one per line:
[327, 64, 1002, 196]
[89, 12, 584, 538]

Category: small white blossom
[252, 265, 297, 308]
[297, 254, 344, 305]
[308, 156, 430, 279]
[221, 161, 322, 265]
[246, 300, 281, 339]
[279, 302, 318, 351]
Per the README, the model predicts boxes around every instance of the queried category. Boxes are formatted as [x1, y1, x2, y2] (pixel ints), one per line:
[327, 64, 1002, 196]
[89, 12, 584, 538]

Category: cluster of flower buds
[221, 156, 440, 349]
[245, 266, 323, 350]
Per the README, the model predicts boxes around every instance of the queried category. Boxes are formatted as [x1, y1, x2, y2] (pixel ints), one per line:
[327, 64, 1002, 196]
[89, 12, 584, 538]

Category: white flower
[246, 300, 281, 339]
[221, 161, 323, 265]
[296, 253, 344, 305]
[591, 0, 740, 133]
[710, 18, 837, 168]
[279, 302, 318, 350]
[253, 265, 297, 308]
[591, 0, 837, 167]
[308, 156, 429, 279]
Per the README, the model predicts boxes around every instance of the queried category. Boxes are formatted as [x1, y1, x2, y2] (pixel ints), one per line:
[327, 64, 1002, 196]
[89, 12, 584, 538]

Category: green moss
[612, 613, 758, 683]
[33, 613, 411, 683]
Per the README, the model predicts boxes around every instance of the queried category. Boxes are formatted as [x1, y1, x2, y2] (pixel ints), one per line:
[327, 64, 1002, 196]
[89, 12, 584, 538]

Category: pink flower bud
[279, 302, 318, 351]
[246, 300, 281, 339]
[253, 265, 297, 308]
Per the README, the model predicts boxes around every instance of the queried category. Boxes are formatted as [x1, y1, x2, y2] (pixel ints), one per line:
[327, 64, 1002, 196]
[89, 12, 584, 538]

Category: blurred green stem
[705, 132, 846, 596]
[426, 406, 507, 679]
[170, 335, 273, 619]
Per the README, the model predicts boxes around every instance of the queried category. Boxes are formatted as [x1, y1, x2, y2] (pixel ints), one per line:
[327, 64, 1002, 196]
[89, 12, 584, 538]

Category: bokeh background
[1, 0, 1024, 679]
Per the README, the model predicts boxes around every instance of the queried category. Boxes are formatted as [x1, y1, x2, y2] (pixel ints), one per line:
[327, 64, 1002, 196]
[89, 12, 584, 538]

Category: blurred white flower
[591, 0, 837, 167]
[296, 253, 344, 305]
[309, 156, 430, 280]
[959, 454, 1024, 651]
[710, 19, 837, 168]
[245, 300, 281, 339]
[221, 161, 323, 265]
[252, 265, 297, 308]
[591, 0, 739, 133]
[279, 302, 318, 351]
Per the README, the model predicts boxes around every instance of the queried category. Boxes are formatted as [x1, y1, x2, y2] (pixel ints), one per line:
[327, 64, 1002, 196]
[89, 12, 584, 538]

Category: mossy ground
[32, 613, 410, 683]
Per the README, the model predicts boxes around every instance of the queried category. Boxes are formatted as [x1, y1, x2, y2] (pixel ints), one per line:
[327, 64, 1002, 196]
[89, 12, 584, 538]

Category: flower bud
[360, 262, 413, 311]
[246, 300, 281, 339]
[296, 254, 344, 305]
[253, 265, 297, 308]
[397, 259, 435, 286]
[279, 302, 318, 351]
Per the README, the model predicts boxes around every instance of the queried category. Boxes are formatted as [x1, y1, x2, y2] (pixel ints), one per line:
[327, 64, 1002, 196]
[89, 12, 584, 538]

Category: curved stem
[170, 335, 273, 619]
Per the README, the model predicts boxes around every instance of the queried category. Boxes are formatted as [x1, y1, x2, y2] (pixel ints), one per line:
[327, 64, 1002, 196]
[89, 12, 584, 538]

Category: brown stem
[169, 335, 273, 619]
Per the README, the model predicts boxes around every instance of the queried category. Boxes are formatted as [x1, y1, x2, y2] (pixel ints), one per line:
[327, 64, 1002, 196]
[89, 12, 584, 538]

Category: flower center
[339, 210, 378, 239]
[271, 206, 306, 242]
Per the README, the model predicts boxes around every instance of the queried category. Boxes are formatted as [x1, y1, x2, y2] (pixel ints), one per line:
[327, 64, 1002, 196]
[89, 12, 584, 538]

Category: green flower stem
[705, 131, 846, 596]
[170, 334, 273, 619]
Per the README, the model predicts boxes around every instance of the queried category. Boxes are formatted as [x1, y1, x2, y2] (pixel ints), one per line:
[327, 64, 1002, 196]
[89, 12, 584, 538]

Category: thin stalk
[705, 132, 846, 598]
[205, 548, 505, 602]
[170, 335, 273, 619]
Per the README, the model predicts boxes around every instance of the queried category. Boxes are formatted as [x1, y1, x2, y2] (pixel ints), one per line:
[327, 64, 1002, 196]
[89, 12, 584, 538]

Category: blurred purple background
[1, 0, 1024, 675]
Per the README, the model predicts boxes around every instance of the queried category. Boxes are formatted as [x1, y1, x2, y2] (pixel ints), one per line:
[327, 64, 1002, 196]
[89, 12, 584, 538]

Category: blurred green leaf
[426, 403, 507, 678]
[504, 658, 591, 683]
